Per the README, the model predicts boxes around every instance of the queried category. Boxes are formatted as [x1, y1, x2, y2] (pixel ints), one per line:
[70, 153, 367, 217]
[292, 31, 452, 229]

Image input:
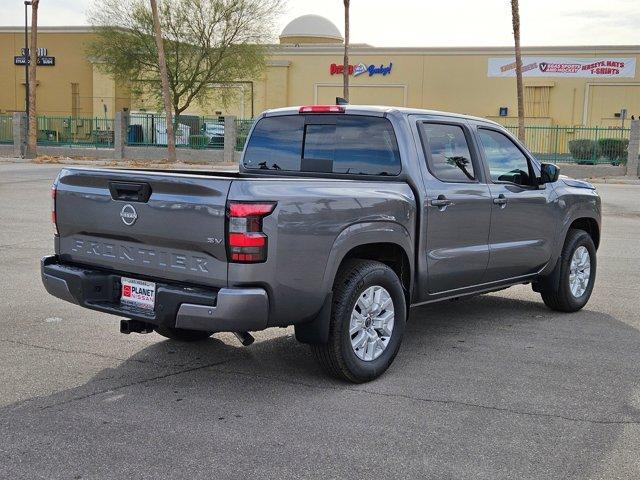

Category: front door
[417, 121, 492, 294]
[474, 127, 556, 282]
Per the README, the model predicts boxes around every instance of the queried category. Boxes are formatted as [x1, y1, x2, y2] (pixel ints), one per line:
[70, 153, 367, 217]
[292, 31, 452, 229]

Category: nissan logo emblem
[120, 204, 138, 226]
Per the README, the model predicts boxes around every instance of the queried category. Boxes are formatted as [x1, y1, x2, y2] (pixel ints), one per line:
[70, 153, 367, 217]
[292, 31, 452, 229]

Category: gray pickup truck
[41, 105, 601, 382]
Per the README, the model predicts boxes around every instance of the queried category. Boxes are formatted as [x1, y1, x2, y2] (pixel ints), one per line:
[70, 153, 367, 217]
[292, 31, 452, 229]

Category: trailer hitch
[120, 319, 154, 334]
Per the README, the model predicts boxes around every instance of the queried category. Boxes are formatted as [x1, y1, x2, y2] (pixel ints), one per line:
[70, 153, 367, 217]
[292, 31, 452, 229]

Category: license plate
[120, 277, 156, 310]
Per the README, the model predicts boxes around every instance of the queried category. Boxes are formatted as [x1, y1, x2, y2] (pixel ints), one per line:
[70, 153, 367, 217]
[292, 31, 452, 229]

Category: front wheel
[541, 229, 597, 312]
[311, 259, 407, 383]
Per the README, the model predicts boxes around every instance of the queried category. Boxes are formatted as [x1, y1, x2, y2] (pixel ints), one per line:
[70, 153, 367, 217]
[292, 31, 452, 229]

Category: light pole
[24, 1, 32, 137]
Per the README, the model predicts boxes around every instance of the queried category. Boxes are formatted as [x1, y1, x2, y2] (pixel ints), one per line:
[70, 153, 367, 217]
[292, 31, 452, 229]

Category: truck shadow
[2, 292, 640, 479]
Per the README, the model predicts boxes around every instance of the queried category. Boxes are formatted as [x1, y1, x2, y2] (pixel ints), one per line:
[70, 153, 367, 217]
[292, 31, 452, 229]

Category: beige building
[1, 15, 639, 126]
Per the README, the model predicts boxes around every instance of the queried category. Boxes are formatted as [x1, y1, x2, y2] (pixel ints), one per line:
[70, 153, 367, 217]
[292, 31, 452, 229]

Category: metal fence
[0, 115, 13, 144]
[36, 116, 115, 148]
[21, 115, 629, 165]
[505, 125, 631, 165]
[127, 114, 226, 150]
[235, 118, 253, 151]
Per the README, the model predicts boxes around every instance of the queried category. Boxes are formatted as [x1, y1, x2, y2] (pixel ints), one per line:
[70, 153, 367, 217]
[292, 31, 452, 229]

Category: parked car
[41, 105, 601, 382]
[202, 122, 225, 147]
[154, 118, 191, 146]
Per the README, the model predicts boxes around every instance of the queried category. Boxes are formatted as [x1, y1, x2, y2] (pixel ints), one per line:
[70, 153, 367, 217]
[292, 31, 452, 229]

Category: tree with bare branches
[510, 0, 525, 142]
[26, 0, 39, 159]
[149, 0, 176, 161]
[342, 0, 350, 102]
[88, 0, 282, 121]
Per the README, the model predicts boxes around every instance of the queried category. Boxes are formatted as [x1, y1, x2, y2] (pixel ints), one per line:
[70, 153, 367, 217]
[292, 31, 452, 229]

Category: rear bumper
[40, 256, 269, 332]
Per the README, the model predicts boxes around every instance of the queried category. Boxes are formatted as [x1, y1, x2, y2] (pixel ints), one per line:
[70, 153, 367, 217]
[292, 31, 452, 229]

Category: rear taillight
[51, 183, 58, 235]
[227, 202, 276, 263]
[298, 105, 345, 114]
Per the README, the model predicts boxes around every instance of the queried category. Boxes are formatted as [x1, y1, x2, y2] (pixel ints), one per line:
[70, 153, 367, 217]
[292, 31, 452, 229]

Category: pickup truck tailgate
[54, 168, 230, 288]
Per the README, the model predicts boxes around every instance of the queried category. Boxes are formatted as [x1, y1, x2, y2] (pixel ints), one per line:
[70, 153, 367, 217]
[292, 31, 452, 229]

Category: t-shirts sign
[487, 57, 636, 78]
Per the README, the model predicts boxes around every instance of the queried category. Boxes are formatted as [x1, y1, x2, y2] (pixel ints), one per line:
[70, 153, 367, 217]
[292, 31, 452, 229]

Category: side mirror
[540, 163, 560, 184]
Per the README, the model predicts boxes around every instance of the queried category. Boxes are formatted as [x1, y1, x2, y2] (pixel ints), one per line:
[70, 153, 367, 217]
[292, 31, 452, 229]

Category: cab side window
[478, 129, 533, 186]
[419, 123, 476, 183]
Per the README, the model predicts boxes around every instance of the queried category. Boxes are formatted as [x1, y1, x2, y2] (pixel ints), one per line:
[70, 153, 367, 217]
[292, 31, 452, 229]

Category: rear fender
[296, 221, 413, 345]
[322, 221, 414, 296]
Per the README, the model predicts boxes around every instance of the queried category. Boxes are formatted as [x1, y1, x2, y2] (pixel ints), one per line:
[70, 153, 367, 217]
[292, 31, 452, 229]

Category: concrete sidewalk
[0, 155, 238, 171]
[587, 176, 640, 185]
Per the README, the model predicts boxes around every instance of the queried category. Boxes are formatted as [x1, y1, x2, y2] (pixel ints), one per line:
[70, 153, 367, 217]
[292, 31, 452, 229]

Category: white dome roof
[280, 14, 343, 42]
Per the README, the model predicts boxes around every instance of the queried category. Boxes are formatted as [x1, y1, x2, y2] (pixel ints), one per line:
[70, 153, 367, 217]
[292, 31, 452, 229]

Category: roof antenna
[335, 97, 349, 105]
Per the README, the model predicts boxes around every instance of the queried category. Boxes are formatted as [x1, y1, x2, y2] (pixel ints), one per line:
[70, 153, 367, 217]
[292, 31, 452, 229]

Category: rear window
[243, 115, 401, 175]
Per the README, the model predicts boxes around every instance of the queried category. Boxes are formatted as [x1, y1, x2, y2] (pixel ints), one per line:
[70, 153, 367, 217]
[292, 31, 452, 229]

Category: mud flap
[294, 292, 332, 345]
[532, 257, 562, 293]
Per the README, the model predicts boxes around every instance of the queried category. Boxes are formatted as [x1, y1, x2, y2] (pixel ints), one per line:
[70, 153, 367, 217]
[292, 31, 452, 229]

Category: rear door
[55, 168, 231, 287]
[415, 119, 492, 294]
[472, 125, 556, 281]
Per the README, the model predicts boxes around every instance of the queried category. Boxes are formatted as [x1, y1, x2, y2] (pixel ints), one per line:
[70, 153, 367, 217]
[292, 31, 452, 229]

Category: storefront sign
[330, 62, 393, 77]
[487, 57, 635, 78]
[14, 47, 55, 66]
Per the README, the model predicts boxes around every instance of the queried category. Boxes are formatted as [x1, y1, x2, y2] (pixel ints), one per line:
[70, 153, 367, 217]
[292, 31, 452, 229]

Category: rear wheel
[311, 259, 407, 383]
[154, 325, 214, 342]
[541, 229, 596, 312]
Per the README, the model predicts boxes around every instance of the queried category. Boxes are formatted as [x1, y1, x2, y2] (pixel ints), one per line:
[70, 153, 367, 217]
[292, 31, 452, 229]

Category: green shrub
[189, 134, 208, 149]
[597, 138, 628, 162]
[568, 139, 600, 162]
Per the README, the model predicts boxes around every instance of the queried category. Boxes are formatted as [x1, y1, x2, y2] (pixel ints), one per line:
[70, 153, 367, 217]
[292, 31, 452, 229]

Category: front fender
[535, 192, 601, 290]
[539, 187, 601, 279]
[558, 192, 601, 248]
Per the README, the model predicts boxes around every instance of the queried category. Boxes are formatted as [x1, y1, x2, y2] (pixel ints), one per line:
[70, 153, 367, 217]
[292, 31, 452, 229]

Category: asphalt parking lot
[1, 162, 639, 479]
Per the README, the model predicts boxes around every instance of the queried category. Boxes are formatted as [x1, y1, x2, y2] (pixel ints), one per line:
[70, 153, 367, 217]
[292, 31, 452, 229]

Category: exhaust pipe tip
[233, 331, 255, 346]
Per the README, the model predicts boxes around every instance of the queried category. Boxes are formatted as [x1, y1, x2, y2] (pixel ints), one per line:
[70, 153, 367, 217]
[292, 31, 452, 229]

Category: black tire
[154, 325, 214, 342]
[541, 229, 597, 312]
[311, 259, 407, 383]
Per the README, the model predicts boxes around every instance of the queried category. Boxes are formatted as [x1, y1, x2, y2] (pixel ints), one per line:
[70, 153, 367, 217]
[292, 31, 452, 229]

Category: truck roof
[262, 105, 501, 127]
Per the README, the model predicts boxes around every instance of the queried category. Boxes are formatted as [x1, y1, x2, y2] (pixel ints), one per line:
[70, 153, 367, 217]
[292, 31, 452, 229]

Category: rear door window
[244, 115, 401, 175]
[418, 123, 476, 183]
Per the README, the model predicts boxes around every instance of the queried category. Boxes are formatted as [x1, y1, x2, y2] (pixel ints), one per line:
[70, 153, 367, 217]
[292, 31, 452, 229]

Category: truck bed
[55, 168, 236, 288]
[53, 167, 416, 325]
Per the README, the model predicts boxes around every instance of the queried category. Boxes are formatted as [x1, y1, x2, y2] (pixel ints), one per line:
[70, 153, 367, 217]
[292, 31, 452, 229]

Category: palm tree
[150, 0, 176, 162]
[342, 0, 350, 102]
[510, 0, 525, 142]
[26, 0, 39, 159]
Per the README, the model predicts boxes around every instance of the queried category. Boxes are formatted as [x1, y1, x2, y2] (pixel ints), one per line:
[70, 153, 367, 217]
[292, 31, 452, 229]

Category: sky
[2, 0, 639, 47]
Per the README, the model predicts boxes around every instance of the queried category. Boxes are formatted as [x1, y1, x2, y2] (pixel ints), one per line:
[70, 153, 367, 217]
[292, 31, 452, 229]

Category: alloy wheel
[349, 285, 395, 361]
[569, 245, 591, 297]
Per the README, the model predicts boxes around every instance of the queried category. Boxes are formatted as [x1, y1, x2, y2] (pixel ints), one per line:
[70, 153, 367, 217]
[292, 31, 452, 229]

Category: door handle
[430, 195, 453, 210]
[109, 182, 152, 202]
[493, 194, 508, 207]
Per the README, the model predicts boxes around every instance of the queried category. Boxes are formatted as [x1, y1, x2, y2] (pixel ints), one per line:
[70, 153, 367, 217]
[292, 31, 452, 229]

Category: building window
[71, 83, 80, 118]
[525, 85, 550, 117]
